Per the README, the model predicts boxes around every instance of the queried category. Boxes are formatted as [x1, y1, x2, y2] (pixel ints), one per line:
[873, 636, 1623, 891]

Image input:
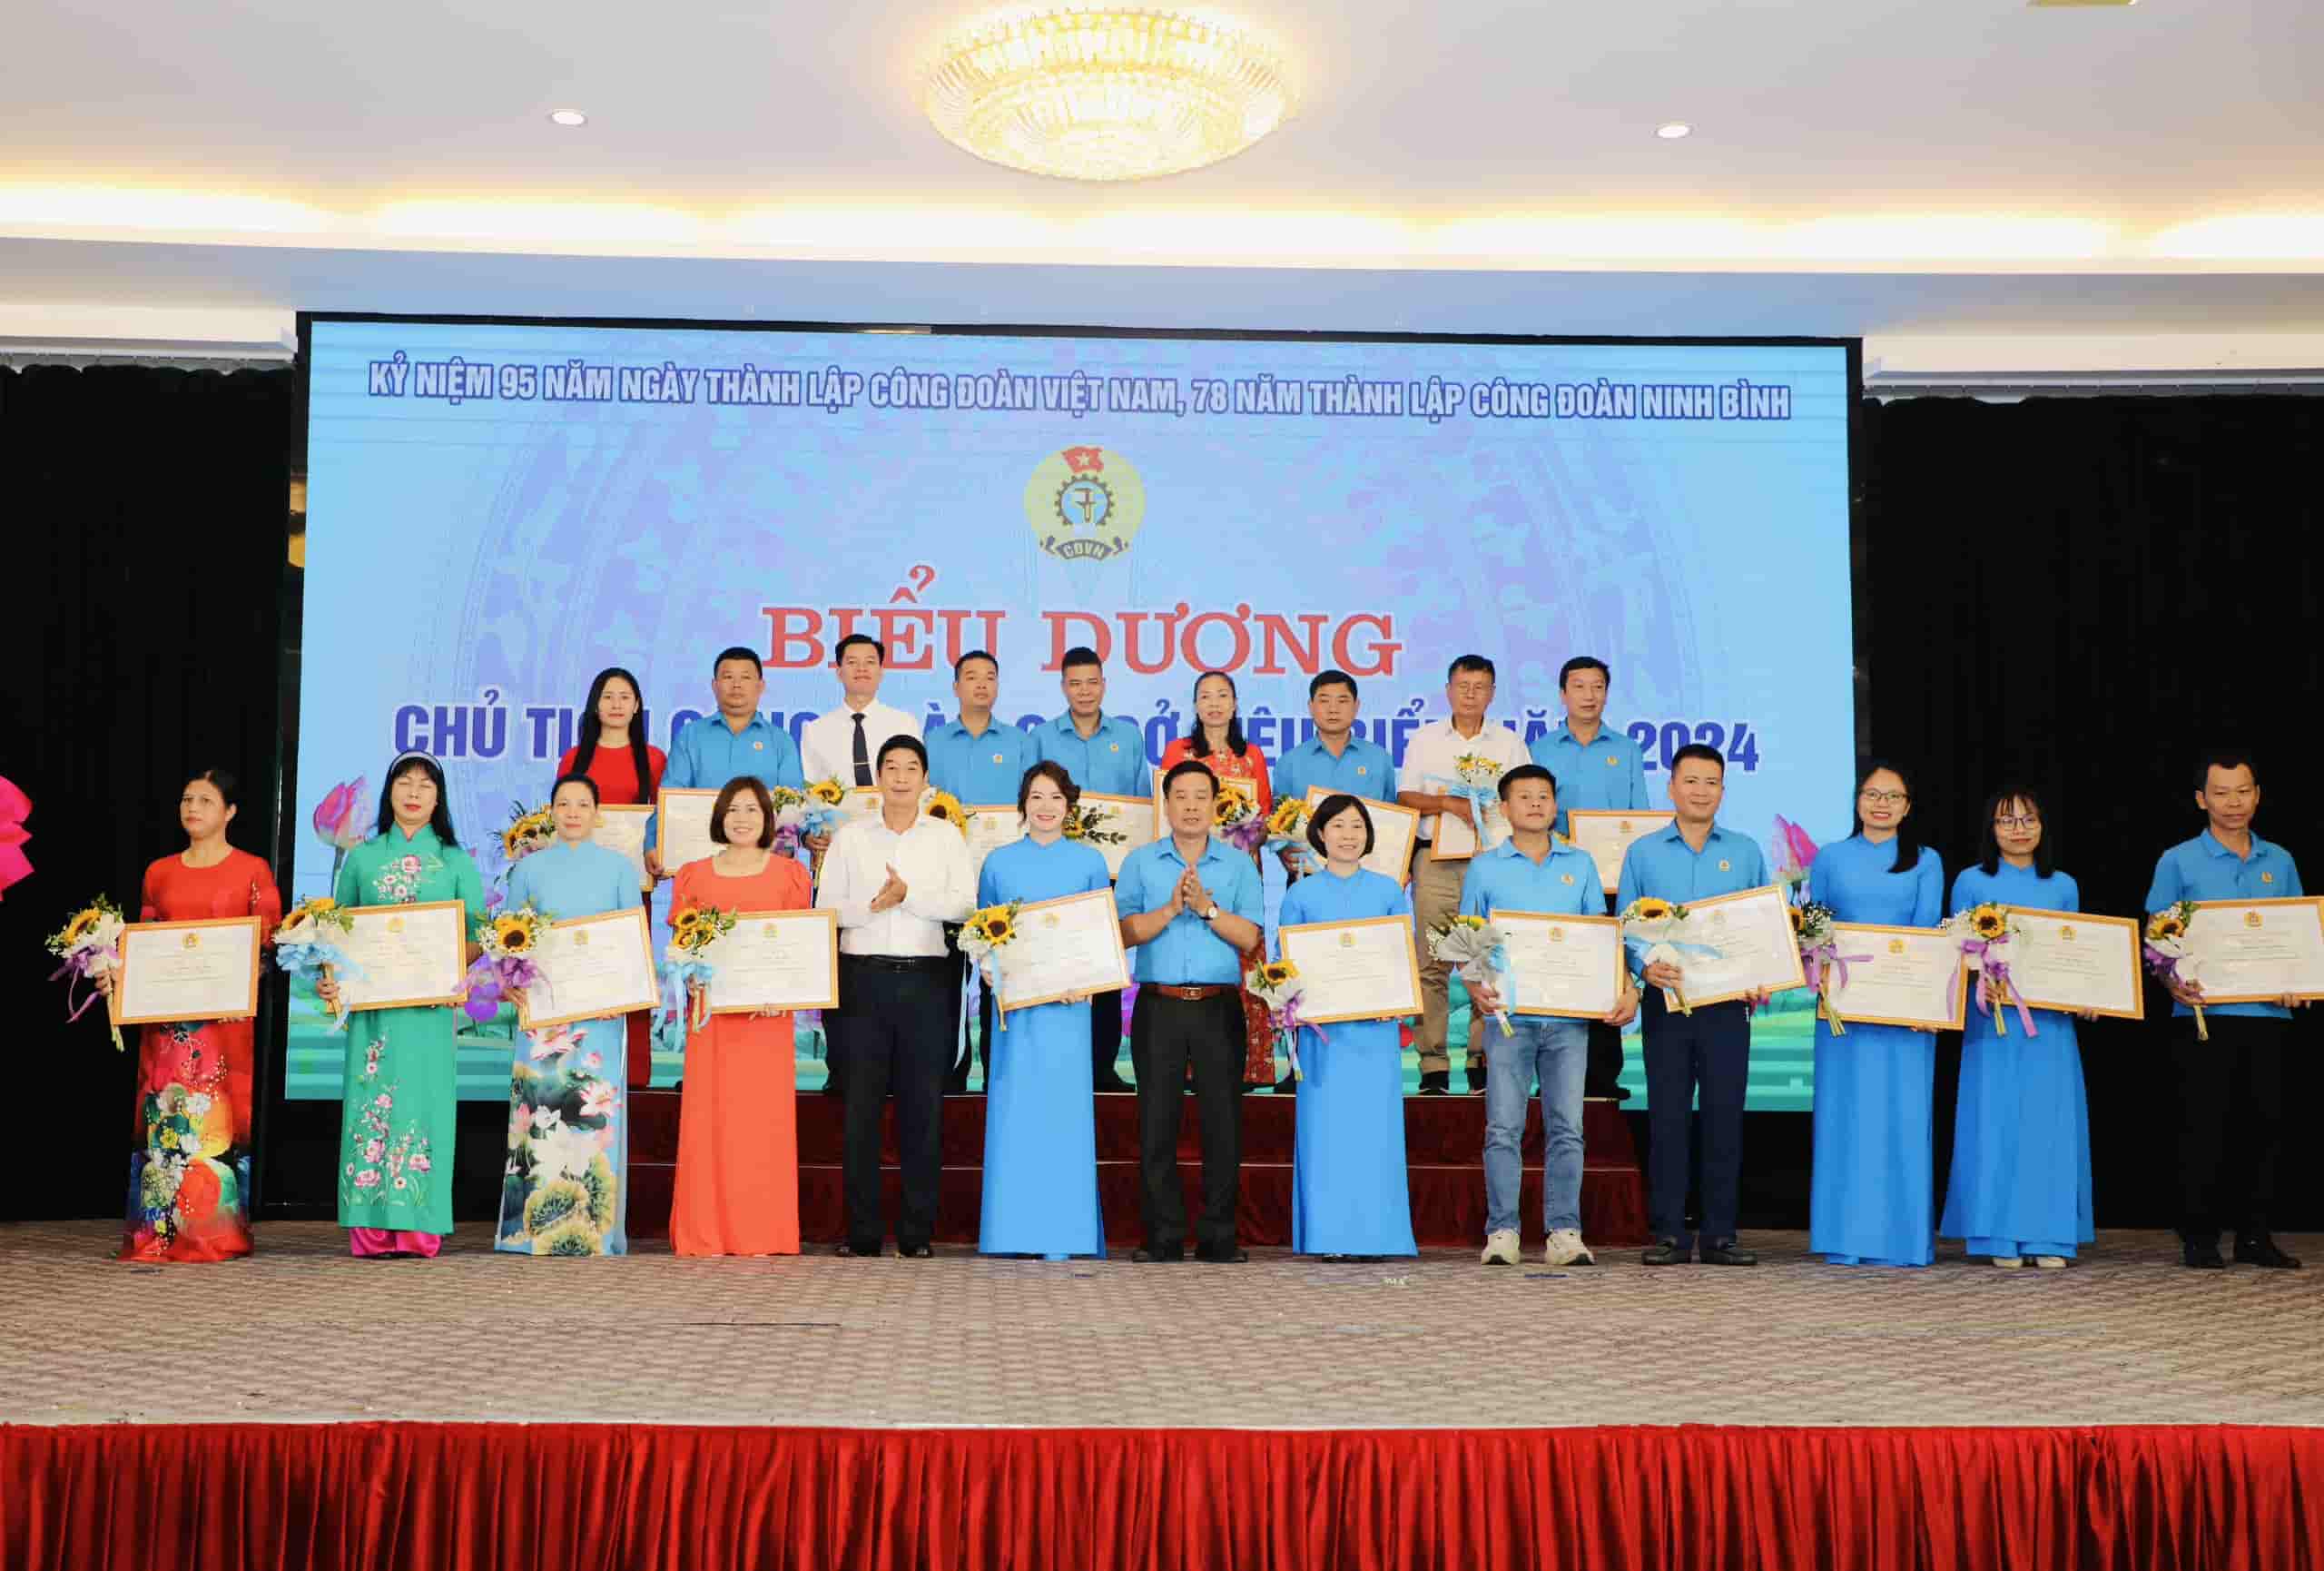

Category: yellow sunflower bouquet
[921, 787, 970, 837]
[1942, 902, 2033, 1035]
[46, 893, 127, 1049]
[499, 802, 555, 866]
[460, 899, 551, 1024]
[1430, 914, 1513, 1036]
[959, 901, 1023, 1031]
[662, 904, 738, 1038]
[2143, 900, 2204, 1040]
[1262, 798, 1320, 874]
[1245, 954, 1318, 1076]
[1619, 895, 1700, 1013]
[1211, 780, 1266, 854]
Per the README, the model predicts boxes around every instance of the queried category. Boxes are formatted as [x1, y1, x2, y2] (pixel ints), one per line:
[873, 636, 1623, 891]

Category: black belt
[1146, 983, 1232, 1002]
[840, 953, 952, 973]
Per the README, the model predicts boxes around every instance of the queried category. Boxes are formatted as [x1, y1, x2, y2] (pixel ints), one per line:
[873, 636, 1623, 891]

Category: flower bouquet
[1772, 814, 1818, 894]
[1246, 955, 1321, 1077]
[921, 787, 970, 837]
[1620, 895, 1702, 1014]
[461, 896, 550, 1023]
[1790, 898, 1866, 1034]
[1212, 780, 1265, 855]
[1262, 797, 1320, 874]
[310, 775, 369, 890]
[498, 801, 555, 867]
[1430, 913, 1512, 1037]
[802, 777, 850, 878]
[1423, 753, 1505, 851]
[765, 786, 807, 855]
[2143, 900, 2205, 1041]
[655, 902, 737, 1051]
[1061, 801, 1127, 852]
[959, 901, 1021, 1031]
[1944, 902, 2034, 1036]
[47, 894, 126, 1050]
[273, 895, 359, 1028]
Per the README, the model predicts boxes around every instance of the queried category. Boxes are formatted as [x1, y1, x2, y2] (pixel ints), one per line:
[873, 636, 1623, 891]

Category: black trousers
[1129, 989, 1245, 1251]
[1091, 985, 1124, 1081]
[1640, 993, 1751, 1249]
[833, 955, 953, 1249]
[1583, 894, 1626, 1096]
[2171, 1015, 2288, 1237]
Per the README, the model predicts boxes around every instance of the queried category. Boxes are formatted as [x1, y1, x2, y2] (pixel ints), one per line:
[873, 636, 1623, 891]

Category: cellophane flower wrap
[498, 802, 555, 868]
[462, 896, 549, 1023]
[47, 894, 127, 1050]
[1211, 780, 1265, 855]
[960, 901, 1021, 1032]
[764, 786, 808, 855]
[273, 896, 359, 1029]
[657, 903, 737, 1051]
[1619, 895, 1701, 1014]
[1246, 954, 1320, 1077]
[1262, 797, 1320, 874]
[1430, 914, 1512, 1037]
[1943, 902, 2034, 1036]
[2144, 900, 2206, 1041]
[1789, 898, 1866, 1034]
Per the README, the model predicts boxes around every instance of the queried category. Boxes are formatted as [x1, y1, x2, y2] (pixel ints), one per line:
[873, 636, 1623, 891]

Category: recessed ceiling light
[1655, 122, 1692, 140]
[547, 109, 588, 127]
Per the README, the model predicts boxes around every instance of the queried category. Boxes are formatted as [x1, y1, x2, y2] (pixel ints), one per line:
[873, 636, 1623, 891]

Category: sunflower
[1630, 898, 1674, 923]
[62, 908, 103, 945]
[1266, 800, 1307, 835]
[1788, 904, 1807, 934]
[1258, 960, 1297, 988]
[808, 779, 848, 805]
[979, 914, 1015, 944]
[672, 908, 709, 938]
[924, 791, 968, 833]
[2149, 914, 2185, 940]
[1971, 906, 2009, 940]
[1212, 787, 1252, 826]
[494, 914, 536, 953]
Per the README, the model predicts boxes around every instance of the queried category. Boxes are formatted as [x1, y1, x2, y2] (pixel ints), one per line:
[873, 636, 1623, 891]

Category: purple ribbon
[1961, 939, 2037, 1036]
[462, 953, 545, 1023]
[1275, 995, 1328, 1078]
[1804, 945, 1873, 993]
[48, 952, 108, 1023]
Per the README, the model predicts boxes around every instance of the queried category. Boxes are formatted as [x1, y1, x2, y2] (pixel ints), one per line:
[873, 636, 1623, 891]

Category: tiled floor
[6, 1220, 2319, 1429]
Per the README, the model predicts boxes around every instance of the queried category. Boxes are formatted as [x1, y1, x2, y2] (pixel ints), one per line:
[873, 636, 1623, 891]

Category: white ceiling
[5, 0, 2323, 353]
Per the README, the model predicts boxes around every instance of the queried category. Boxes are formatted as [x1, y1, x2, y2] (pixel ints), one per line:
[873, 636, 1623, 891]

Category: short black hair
[1060, 645, 1104, 676]
[1497, 763, 1558, 801]
[1308, 669, 1358, 702]
[713, 646, 763, 677]
[1160, 758, 1217, 798]
[1669, 744, 1725, 775]
[1306, 793, 1375, 858]
[952, 648, 999, 680]
[876, 734, 929, 773]
[550, 771, 601, 805]
[1447, 654, 1496, 683]
[834, 633, 885, 666]
[710, 776, 778, 849]
[183, 767, 240, 808]
[1976, 784, 2056, 879]
[1559, 656, 1610, 688]
[2193, 748, 2259, 791]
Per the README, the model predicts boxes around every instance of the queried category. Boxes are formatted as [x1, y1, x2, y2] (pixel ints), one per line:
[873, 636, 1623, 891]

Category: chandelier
[921, 7, 1299, 183]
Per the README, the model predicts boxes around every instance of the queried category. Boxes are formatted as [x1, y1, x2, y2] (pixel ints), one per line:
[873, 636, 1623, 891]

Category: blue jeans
[1483, 1016, 1589, 1236]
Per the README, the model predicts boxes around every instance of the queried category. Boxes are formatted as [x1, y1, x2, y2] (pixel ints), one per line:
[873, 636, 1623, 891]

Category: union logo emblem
[1026, 444, 1146, 563]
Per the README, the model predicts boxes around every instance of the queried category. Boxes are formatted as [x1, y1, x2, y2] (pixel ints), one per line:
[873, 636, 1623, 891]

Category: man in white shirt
[800, 634, 921, 790]
[815, 734, 974, 1258]
[1396, 654, 1530, 1094]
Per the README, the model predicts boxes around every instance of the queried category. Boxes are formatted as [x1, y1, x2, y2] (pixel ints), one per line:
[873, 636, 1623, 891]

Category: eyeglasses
[1994, 815, 2040, 830]
[1858, 790, 1909, 805]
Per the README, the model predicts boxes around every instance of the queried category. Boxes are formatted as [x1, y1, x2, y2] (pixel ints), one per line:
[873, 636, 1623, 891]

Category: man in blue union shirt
[926, 648, 1035, 1092]
[1458, 765, 1637, 1269]
[1115, 760, 1264, 1263]
[652, 646, 806, 877]
[2143, 748, 2309, 1271]
[1531, 655, 1653, 1103]
[1035, 645, 1148, 1092]
[1615, 743, 1767, 1269]
[1270, 668, 1398, 829]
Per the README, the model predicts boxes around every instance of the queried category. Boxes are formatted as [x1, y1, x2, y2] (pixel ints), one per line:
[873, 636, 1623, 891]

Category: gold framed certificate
[519, 908, 658, 1031]
[1278, 914, 1424, 1024]
[1495, 910, 1625, 1019]
[655, 787, 722, 874]
[962, 805, 1023, 884]
[702, 908, 840, 1014]
[838, 786, 886, 834]
[995, 888, 1130, 1013]
[590, 803, 655, 892]
[339, 900, 467, 1012]
[1825, 923, 1966, 1031]
[1427, 792, 1512, 863]
[1077, 791, 1157, 879]
[111, 915, 264, 1026]
[2004, 909, 2144, 1020]
[2186, 896, 2324, 1003]
[1302, 786, 1419, 886]
[1565, 810, 1678, 896]
[1657, 884, 1807, 1008]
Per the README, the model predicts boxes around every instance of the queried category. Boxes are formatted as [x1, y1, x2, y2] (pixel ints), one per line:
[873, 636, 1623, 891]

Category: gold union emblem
[1338, 932, 1355, 947]
[2245, 911, 2264, 928]
[387, 916, 406, 934]
[1617, 819, 1632, 833]
[1549, 926, 1566, 944]
[575, 930, 590, 946]
[763, 923, 780, 938]
[182, 933, 202, 950]
[2059, 925, 2076, 942]
[1709, 911, 1728, 927]
[1886, 937, 1905, 954]
[1043, 913, 1060, 929]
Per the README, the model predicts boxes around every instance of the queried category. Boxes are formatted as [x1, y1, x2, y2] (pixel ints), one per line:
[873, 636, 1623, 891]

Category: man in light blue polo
[1460, 764, 1636, 1269]
[2144, 748, 2307, 1271]
[1616, 743, 1766, 1268]
[1271, 667, 1397, 814]
[926, 648, 1035, 1092]
[1035, 644, 1148, 1091]
[653, 647, 805, 883]
[1115, 759, 1264, 1263]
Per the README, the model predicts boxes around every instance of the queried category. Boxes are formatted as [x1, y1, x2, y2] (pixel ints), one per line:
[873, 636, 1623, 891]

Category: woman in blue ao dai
[1939, 786, 2094, 1268]
[977, 762, 1113, 1259]
[1277, 795, 1418, 1260]
[1809, 761, 1945, 1267]
[497, 773, 645, 1258]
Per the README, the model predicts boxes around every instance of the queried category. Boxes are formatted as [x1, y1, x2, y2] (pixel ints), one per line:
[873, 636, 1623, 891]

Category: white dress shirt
[800, 698, 921, 787]
[1401, 716, 1530, 840]
[815, 812, 975, 956]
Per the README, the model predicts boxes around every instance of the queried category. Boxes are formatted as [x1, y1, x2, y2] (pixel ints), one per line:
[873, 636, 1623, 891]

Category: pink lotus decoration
[1772, 815, 1819, 893]
[311, 776, 369, 889]
[0, 775, 30, 903]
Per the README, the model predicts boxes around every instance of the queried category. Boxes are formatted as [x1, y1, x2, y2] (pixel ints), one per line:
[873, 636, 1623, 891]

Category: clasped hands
[1168, 866, 1214, 918]
[868, 863, 910, 914]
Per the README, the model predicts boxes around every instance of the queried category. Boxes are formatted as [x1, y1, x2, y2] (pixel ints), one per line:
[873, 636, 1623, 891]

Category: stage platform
[5, 1221, 2321, 1567]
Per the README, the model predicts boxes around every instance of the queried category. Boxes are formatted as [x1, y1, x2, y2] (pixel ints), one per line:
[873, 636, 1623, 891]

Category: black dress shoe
[1465, 1062, 1488, 1094]
[2235, 1234, 2302, 1270]
[2181, 1235, 2227, 1270]
[1640, 1238, 1691, 1266]
[838, 1239, 881, 1258]
[1699, 1240, 1758, 1267]
[1094, 1067, 1135, 1093]
[1418, 1070, 1450, 1095]
[898, 1242, 933, 1260]
[1133, 1245, 1184, 1263]
[1274, 1072, 1297, 1094]
[1195, 1245, 1250, 1263]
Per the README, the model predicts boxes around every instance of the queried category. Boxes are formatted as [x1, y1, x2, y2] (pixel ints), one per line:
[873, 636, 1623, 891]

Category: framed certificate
[702, 908, 840, 1014]
[1565, 810, 1677, 896]
[339, 900, 467, 1012]
[1657, 884, 1807, 1008]
[1825, 923, 1966, 1031]
[995, 888, 1130, 1013]
[1303, 787, 1419, 886]
[1495, 910, 1625, 1019]
[111, 915, 264, 1026]
[2186, 896, 2324, 1003]
[590, 803, 655, 892]
[2004, 908, 2144, 1020]
[1278, 914, 1424, 1024]
[1078, 791, 1157, 879]
[962, 805, 1024, 883]
[1428, 792, 1512, 862]
[838, 786, 885, 833]
[1151, 767, 1260, 845]
[655, 787, 722, 874]
[519, 908, 659, 1031]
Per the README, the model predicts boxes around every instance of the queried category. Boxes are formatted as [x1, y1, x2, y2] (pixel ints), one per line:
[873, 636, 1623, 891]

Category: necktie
[851, 712, 872, 786]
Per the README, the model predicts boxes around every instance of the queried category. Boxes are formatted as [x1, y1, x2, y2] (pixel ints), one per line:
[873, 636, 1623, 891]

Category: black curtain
[0, 365, 293, 1221]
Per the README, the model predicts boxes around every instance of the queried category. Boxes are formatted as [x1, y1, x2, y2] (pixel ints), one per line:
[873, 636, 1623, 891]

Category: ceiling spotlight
[547, 109, 588, 127]
[1656, 122, 1692, 140]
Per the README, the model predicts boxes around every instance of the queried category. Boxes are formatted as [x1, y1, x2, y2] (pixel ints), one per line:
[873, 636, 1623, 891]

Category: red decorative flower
[175, 1162, 222, 1221]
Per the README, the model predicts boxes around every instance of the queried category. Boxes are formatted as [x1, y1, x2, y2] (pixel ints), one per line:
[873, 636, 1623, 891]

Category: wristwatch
[1202, 903, 1221, 923]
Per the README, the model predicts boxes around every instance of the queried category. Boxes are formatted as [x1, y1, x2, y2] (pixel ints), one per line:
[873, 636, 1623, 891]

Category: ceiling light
[547, 109, 587, 127]
[921, 6, 1298, 183]
[1655, 122, 1691, 140]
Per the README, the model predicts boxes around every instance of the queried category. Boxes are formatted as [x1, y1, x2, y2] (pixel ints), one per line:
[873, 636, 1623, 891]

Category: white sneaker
[1991, 1255, 2024, 1269]
[2032, 1255, 2068, 1270]
[1541, 1229, 1596, 1267]
[1480, 1229, 1521, 1266]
